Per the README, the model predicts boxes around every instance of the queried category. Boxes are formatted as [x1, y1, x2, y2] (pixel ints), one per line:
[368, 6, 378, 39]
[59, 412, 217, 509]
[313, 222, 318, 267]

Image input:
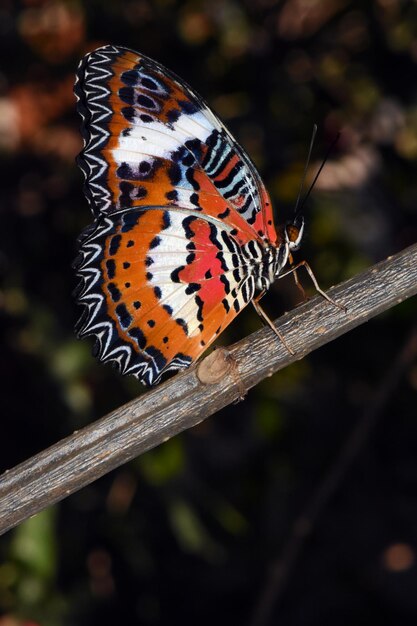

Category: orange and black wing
[74, 45, 279, 384]
[74, 44, 277, 245]
[74, 207, 259, 385]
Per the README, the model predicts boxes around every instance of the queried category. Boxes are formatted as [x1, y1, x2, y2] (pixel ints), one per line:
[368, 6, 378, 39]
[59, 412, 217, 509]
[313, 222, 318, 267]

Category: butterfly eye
[285, 216, 304, 251]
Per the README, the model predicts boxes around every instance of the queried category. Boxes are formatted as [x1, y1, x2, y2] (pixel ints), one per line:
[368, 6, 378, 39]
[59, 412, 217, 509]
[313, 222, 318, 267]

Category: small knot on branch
[197, 348, 247, 401]
[197, 347, 233, 384]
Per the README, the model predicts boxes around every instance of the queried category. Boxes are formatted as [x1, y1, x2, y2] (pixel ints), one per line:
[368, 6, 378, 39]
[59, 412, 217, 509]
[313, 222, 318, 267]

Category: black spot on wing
[121, 70, 138, 86]
[176, 318, 189, 335]
[137, 94, 157, 109]
[171, 266, 185, 283]
[190, 192, 200, 207]
[119, 70, 138, 86]
[121, 106, 135, 122]
[221, 231, 236, 254]
[168, 162, 181, 186]
[167, 109, 180, 124]
[129, 327, 146, 349]
[141, 77, 159, 91]
[107, 282, 121, 303]
[106, 259, 116, 279]
[185, 282, 201, 295]
[119, 181, 134, 208]
[185, 138, 202, 160]
[136, 186, 147, 199]
[216, 251, 228, 272]
[147, 345, 167, 371]
[139, 161, 151, 174]
[162, 211, 171, 229]
[109, 235, 121, 255]
[182, 152, 195, 168]
[119, 87, 135, 105]
[178, 100, 199, 115]
[115, 303, 132, 329]
[150, 236, 161, 249]
[220, 274, 231, 292]
[182, 215, 198, 239]
[118, 160, 161, 182]
[218, 207, 230, 219]
[195, 295, 204, 322]
[186, 168, 200, 190]
[121, 210, 142, 232]
[208, 222, 222, 248]
[166, 190, 178, 202]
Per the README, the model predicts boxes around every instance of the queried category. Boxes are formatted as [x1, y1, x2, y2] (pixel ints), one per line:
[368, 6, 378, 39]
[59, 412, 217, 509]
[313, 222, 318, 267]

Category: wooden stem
[0, 243, 416, 536]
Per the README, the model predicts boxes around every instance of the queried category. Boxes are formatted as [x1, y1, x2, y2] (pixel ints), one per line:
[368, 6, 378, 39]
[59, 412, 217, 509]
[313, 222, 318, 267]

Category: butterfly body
[74, 45, 302, 386]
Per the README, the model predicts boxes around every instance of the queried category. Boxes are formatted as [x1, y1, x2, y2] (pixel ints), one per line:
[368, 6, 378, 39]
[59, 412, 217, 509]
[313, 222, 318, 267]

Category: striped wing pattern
[74, 45, 280, 385]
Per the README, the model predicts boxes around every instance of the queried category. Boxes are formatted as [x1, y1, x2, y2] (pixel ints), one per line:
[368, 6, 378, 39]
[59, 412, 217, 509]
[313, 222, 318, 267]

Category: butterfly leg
[288, 252, 306, 301]
[252, 293, 295, 356]
[279, 260, 347, 312]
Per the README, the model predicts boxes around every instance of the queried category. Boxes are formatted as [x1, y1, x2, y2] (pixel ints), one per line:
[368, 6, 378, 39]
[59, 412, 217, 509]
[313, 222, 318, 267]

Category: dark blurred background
[1, 1, 417, 625]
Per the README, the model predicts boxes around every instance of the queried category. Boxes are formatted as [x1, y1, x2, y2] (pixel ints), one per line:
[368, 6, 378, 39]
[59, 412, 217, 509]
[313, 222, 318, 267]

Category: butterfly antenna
[297, 131, 341, 216]
[293, 123, 318, 217]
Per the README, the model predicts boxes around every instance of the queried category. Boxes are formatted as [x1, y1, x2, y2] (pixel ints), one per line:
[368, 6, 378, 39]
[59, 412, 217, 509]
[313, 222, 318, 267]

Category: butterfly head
[284, 215, 304, 252]
[263, 215, 304, 288]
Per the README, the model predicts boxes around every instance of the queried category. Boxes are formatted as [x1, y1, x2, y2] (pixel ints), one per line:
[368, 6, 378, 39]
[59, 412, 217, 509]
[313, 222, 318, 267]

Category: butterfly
[73, 44, 314, 386]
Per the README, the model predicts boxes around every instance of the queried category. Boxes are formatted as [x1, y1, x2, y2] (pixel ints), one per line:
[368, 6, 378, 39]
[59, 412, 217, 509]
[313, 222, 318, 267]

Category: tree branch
[1, 243, 416, 536]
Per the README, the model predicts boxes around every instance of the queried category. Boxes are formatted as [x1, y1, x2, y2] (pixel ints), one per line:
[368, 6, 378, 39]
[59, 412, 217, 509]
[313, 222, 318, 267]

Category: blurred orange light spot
[87, 549, 115, 597]
[179, 10, 213, 45]
[277, 0, 346, 39]
[107, 471, 137, 515]
[18, 0, 85, 62]
[382, 543, 415, 572]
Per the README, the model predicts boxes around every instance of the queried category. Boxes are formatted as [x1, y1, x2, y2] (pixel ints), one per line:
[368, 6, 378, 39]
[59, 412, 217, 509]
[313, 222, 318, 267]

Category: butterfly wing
[74, 207, 257, 385]
[74, 45, 280, 384]
[74, 44, 277, 246]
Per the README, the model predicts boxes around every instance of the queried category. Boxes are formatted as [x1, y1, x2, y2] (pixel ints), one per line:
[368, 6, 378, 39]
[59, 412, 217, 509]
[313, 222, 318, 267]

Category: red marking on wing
[192, 169, 262, 246]
[100, 210, 242, 373]
[177, 219, 229, 311]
